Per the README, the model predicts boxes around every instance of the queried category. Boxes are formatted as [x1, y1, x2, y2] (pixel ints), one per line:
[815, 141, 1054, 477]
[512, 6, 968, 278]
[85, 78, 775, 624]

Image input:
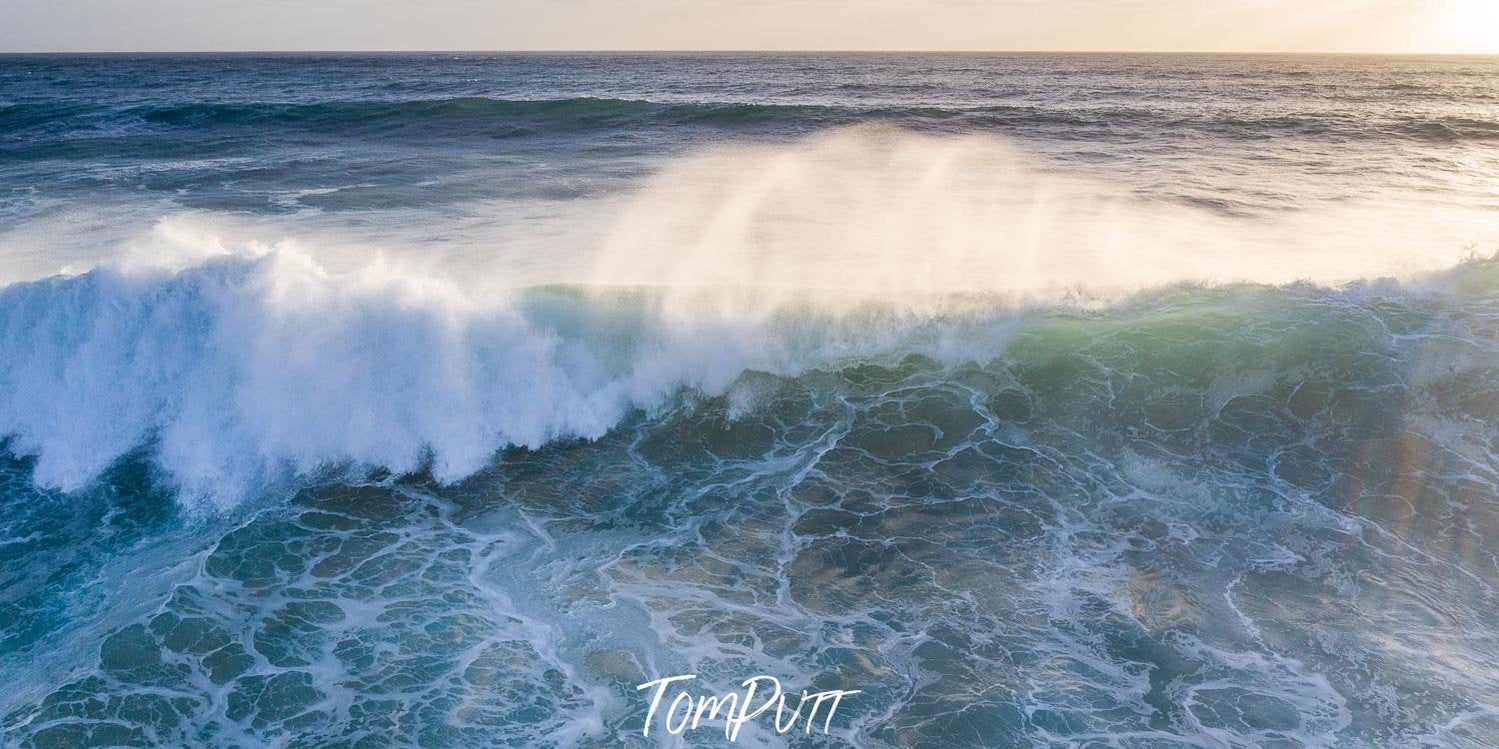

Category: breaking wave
[3, 241, 1499, 508]
[2, 127, 1499, 507]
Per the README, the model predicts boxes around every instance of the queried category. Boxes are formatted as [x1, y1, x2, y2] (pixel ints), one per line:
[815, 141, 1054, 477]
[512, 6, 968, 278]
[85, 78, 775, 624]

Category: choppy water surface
[0, 53, 1497, 747]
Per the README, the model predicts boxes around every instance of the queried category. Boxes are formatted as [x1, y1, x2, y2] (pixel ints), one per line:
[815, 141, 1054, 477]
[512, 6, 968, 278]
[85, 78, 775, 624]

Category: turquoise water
[1, 54, 1497, 747]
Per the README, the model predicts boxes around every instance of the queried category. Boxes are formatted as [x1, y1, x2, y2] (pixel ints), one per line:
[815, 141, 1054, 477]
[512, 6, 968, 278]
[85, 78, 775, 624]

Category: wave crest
[0, 249, 1030, 504]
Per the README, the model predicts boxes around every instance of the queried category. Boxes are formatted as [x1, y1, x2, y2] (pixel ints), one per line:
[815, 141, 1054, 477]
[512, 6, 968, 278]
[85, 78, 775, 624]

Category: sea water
[0, 53, 1497, 747]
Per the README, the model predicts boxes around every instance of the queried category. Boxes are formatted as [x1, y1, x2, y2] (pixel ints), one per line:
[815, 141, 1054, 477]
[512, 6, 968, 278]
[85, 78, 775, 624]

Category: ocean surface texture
[1, 53, 1497, 747]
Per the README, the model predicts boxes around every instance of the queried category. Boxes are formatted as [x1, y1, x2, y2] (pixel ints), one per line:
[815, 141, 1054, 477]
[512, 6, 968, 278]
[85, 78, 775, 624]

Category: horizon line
[2, 48, 1497, 57]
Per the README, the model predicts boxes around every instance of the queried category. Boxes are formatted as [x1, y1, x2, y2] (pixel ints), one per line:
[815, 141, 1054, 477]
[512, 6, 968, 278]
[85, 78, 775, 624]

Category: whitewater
[0, 53, 1497, 747]
[5, 126, 1498, 502]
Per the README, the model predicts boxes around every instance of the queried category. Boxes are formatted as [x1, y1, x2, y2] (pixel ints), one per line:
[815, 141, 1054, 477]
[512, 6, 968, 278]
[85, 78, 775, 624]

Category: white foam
[0, 241, 1030, 505]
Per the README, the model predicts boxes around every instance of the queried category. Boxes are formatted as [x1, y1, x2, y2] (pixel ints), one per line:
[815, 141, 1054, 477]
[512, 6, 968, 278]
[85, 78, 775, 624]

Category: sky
[1, 0, 1496, 54]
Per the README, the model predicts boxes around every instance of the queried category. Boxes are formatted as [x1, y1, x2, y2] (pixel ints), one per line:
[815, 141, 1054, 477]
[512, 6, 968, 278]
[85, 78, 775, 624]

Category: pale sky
[1, 0, 1496, 54]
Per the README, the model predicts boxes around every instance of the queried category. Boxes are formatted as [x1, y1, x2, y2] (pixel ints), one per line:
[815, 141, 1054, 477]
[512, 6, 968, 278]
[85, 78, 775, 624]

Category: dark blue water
[0, 53, 1497, 747]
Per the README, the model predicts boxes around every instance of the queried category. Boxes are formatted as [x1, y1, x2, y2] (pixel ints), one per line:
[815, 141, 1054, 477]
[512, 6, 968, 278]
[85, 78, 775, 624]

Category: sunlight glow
[1, 0, 1498, 53]
[1419, 0, 1499, 53]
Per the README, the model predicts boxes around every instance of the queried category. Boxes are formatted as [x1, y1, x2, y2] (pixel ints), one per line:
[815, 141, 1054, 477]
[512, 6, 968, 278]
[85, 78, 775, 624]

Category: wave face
[2, 53, 1499, 748]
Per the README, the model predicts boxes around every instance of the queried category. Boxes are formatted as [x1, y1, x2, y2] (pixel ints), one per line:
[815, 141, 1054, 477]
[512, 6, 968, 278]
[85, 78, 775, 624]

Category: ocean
[0, 52, 1497, 747]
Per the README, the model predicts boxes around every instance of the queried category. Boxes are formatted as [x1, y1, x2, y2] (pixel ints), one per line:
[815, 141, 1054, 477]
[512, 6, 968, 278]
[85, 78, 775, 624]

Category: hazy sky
[1, 0, 1496, 53]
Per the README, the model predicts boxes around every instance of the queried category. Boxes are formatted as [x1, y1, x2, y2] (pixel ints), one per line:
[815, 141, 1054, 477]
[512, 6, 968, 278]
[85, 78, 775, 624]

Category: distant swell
[5, 96, 1499, 143]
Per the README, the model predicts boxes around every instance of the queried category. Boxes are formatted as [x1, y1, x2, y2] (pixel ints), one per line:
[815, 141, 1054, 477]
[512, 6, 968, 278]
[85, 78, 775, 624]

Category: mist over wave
[590, 127, 1498, 295]
[2, 127, 1498, 505]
